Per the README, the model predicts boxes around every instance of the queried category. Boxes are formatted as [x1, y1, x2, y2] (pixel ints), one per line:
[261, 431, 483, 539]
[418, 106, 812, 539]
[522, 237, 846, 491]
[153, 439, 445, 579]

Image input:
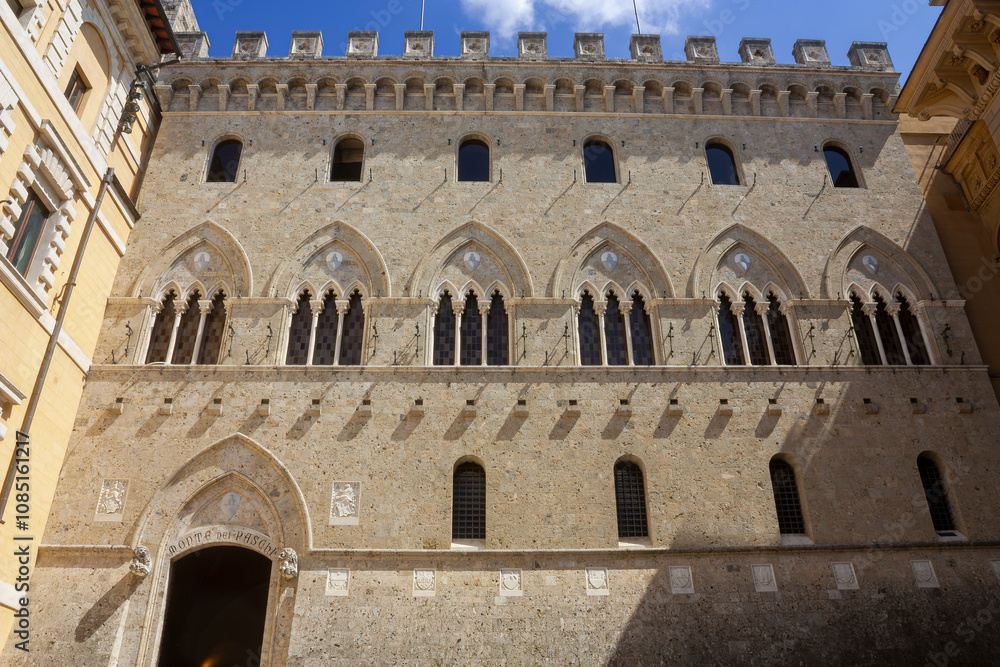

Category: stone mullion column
[138, 302, 159, 364]
[731, 300, 751, 365]
[755, 301, 777, 365]
[573, 304, 582, 366]
[749, 89, 761, 116]
[332, 300, 349, 366]
[164, 301, 188, 365]
[306, 299, 324, 366]
[394, 84, 406, 111]
[620, 302, 634, 366]
[279, 302, 294, 364]
[506, 302, 515, 366]
[479, 302, 489, 366]
[453, 301, 465, 367]
[862, 303, 888, 365]
[780, 302, 803, 364]
[574, 85, 585, 112]
[428, 304, 438, 366]
[910, 302, 936, 365]
[595, 301, 608, 367]
[483, 83, 495, 111]
[189, 299, 213, 365]
[887, 303, 913, 366]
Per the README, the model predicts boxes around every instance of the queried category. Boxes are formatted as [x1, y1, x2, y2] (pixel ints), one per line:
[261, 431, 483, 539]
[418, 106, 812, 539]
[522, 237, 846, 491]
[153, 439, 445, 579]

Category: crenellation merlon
[177, 30, 893, 72]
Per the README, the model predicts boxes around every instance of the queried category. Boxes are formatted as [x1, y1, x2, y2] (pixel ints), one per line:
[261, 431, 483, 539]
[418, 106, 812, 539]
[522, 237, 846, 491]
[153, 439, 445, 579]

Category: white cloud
[460, 0, 711, 39]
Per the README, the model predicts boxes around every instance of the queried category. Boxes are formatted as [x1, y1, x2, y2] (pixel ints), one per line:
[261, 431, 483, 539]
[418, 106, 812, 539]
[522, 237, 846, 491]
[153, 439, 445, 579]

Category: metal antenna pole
[421, 0, 426, 29]
[633, 0, 641, 34]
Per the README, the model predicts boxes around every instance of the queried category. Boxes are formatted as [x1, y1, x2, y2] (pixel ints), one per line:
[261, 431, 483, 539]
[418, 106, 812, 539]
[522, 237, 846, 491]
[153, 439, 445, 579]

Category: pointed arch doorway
[157, 546, 272, 667]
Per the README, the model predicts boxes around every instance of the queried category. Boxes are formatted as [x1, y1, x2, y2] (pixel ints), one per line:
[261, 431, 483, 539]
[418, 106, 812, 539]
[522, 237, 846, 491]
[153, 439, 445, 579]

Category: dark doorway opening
[158, 546, 271, 667]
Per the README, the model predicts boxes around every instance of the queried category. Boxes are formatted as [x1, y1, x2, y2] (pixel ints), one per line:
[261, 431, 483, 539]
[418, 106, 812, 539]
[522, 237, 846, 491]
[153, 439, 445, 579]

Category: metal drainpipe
[0, 167, 115, 520]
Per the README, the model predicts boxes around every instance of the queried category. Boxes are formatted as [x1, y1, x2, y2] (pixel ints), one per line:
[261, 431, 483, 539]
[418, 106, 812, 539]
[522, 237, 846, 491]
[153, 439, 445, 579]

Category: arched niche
[824, 226, 939, 301]
[408, 221, 532, 298]
[690, 224, 809, 299]
[132, 222, 253, 299]
[552, 222, 673, 299]
[267, 222, 390, 298]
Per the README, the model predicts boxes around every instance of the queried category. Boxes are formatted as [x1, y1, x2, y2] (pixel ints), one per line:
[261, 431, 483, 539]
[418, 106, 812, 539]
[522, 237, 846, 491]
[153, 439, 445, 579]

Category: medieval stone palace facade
[7, 2, 1000, 665]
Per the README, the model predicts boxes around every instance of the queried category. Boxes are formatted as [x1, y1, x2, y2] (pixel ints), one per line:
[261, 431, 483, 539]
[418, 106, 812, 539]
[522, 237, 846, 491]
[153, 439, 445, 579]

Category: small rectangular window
[6, 190, 51, 277]
[64, 68, 89, 113]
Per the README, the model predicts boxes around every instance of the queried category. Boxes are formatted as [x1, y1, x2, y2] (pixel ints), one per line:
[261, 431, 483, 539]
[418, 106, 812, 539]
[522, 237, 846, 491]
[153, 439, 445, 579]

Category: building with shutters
[8, 2, 1000, 664]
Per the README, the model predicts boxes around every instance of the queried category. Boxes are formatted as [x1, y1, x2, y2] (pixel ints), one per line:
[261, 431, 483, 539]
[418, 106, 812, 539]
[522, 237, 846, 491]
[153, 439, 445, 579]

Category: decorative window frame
[1, 137, 80, 303]
[846, 282, 935, 366]
[2, 0, 46, 43]
[0, 70, 19, 159]
[428, 281, 513, 366]
[714, 281, 802, 366]
[573, 281, 659, 366]
[279, 280, 370, 367]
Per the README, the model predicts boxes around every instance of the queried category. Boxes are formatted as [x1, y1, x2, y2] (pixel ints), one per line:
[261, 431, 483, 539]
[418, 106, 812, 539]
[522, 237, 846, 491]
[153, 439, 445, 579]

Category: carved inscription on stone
[499, 569, 523, 597]
[329, 482, 360, 525]
[752, 564, 778, 592]
[413, 569, 436, 596]
[327, 569, 350, 596]
[669, 566, 695, 594]
[831, 562, 859, 590]
[585, 568, 609, 596]
[94, 479, 129, 522]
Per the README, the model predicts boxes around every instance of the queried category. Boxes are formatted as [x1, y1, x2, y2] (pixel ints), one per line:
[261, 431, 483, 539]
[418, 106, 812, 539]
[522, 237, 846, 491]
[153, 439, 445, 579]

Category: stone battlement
[173, 30, 894, 73]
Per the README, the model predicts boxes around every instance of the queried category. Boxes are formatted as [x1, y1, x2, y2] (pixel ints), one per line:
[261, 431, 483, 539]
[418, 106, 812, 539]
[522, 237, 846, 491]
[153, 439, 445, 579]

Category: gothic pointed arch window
[196, 290, 228, 365]
[145, 290, 177, 364]
[717, 292, 745, 365]
[629, 292, 655, 366]
[769, 457, 807, 537]
[614, 458, 648, 540]
[457, 138, 490, 182]
[583, 138, 617, 183]
[706, 141, 741, 185]
[766, 293, 797, 365]
[146, 288, 229, 365]
[873, 292, 906, 365]
[896, 293, 930, 365]
[577, 291, 602, 366]
[917, 453, 958, 537]
[433, 292, 457, 365]
[283, 287, 367, 366]
[486, 290, 509, 366]
[285, 291, 312, 365]
[452, 461, 486, 542]
[460, 291, 482, 366]
[850, 293, 882, 365]
[604, 292, 628, 366]
[330, 137, 365, 182]
[207, 138, 242, 183]
[171, 291, 204, 365]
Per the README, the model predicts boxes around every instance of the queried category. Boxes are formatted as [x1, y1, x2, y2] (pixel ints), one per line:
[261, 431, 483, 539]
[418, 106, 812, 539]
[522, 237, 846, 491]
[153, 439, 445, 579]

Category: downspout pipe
[0, 167, 115, 520]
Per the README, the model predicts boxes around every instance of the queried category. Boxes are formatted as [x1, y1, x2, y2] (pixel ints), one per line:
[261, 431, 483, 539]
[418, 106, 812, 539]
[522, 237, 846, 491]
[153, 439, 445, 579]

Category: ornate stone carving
[911, 560, 939, 588]
[461, 32, 490, 59]
[231, 31, 268, 59]
[289, 31, 323, 59]
[329, 482, 361, 525]
[347, 31, 378, 58]
[499, 569, 523, 596]
[279, 547, 298, 578]
[94, 479, 129, 522]
[404, 31, 433, 58]
[574, 33, 605, 61]
[130, 546, 151, 576]
[669, 566, 695, 594]
[685, 36, 718, 63]
[739, 38, 775, 65]
[831, 562, 859, 590]
[793, 40, 830, 66]
[413, 569, 436, 596]
[848, 42, 894, 71]
[585, 567, 609, 595]
[600, 251, 618, 272]
[326, 569, 350, 596]
[752, 564, 778, 592]
[629, 34, 661, 63]
[518, 32, 547, 60]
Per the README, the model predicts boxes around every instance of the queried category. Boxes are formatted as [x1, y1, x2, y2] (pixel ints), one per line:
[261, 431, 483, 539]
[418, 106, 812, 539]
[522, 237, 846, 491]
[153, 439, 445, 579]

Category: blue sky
[196, 0, 939, 80]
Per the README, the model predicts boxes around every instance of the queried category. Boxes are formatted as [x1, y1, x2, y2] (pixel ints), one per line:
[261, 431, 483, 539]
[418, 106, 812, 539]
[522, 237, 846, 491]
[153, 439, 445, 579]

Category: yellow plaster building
[0, 0, 178, 648]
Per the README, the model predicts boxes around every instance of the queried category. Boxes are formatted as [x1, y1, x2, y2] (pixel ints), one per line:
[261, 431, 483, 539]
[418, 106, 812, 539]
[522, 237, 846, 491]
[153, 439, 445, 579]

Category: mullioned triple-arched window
[284, 286, 366, 366]
[432, 287, 509, 365]
[577, 288, 655, 366]
[849, 288, 931, 366]
[145, 287, 228, 365]
[716, 286, 797, 366]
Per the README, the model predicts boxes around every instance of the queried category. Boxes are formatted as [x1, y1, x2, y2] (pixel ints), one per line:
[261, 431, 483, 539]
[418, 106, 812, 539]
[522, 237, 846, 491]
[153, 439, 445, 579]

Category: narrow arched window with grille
[583, 139, 617, 183]
[145, 290, 177, 364]
[706, 141, 741, 185]
[629, 292, 655, 366]
[452, 461, 486, 541]
[195, 291, 227, 365]
[896, 293, 930, 365]
[614, 459, 648, 539]
[312, 290, 340, 366]
[769, 457, 806, 536]
[742, 292, 771, 365]
[917, 454, 957, 535]
[766, 293, 797, 365]
[717, 293, 745, 365]
[577, 292, 602, 366]
[170, 291, 203, 365]
[206, 138, 242, 183]
[604, 292, 628, 366]
[339, 290, 365, 365]
[433, 292, 456, 365]
[849, 293, 882, 365]
[285, 291, 312, 365]
[486, 290, 509, 365]
[330, 137, 365, 182]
